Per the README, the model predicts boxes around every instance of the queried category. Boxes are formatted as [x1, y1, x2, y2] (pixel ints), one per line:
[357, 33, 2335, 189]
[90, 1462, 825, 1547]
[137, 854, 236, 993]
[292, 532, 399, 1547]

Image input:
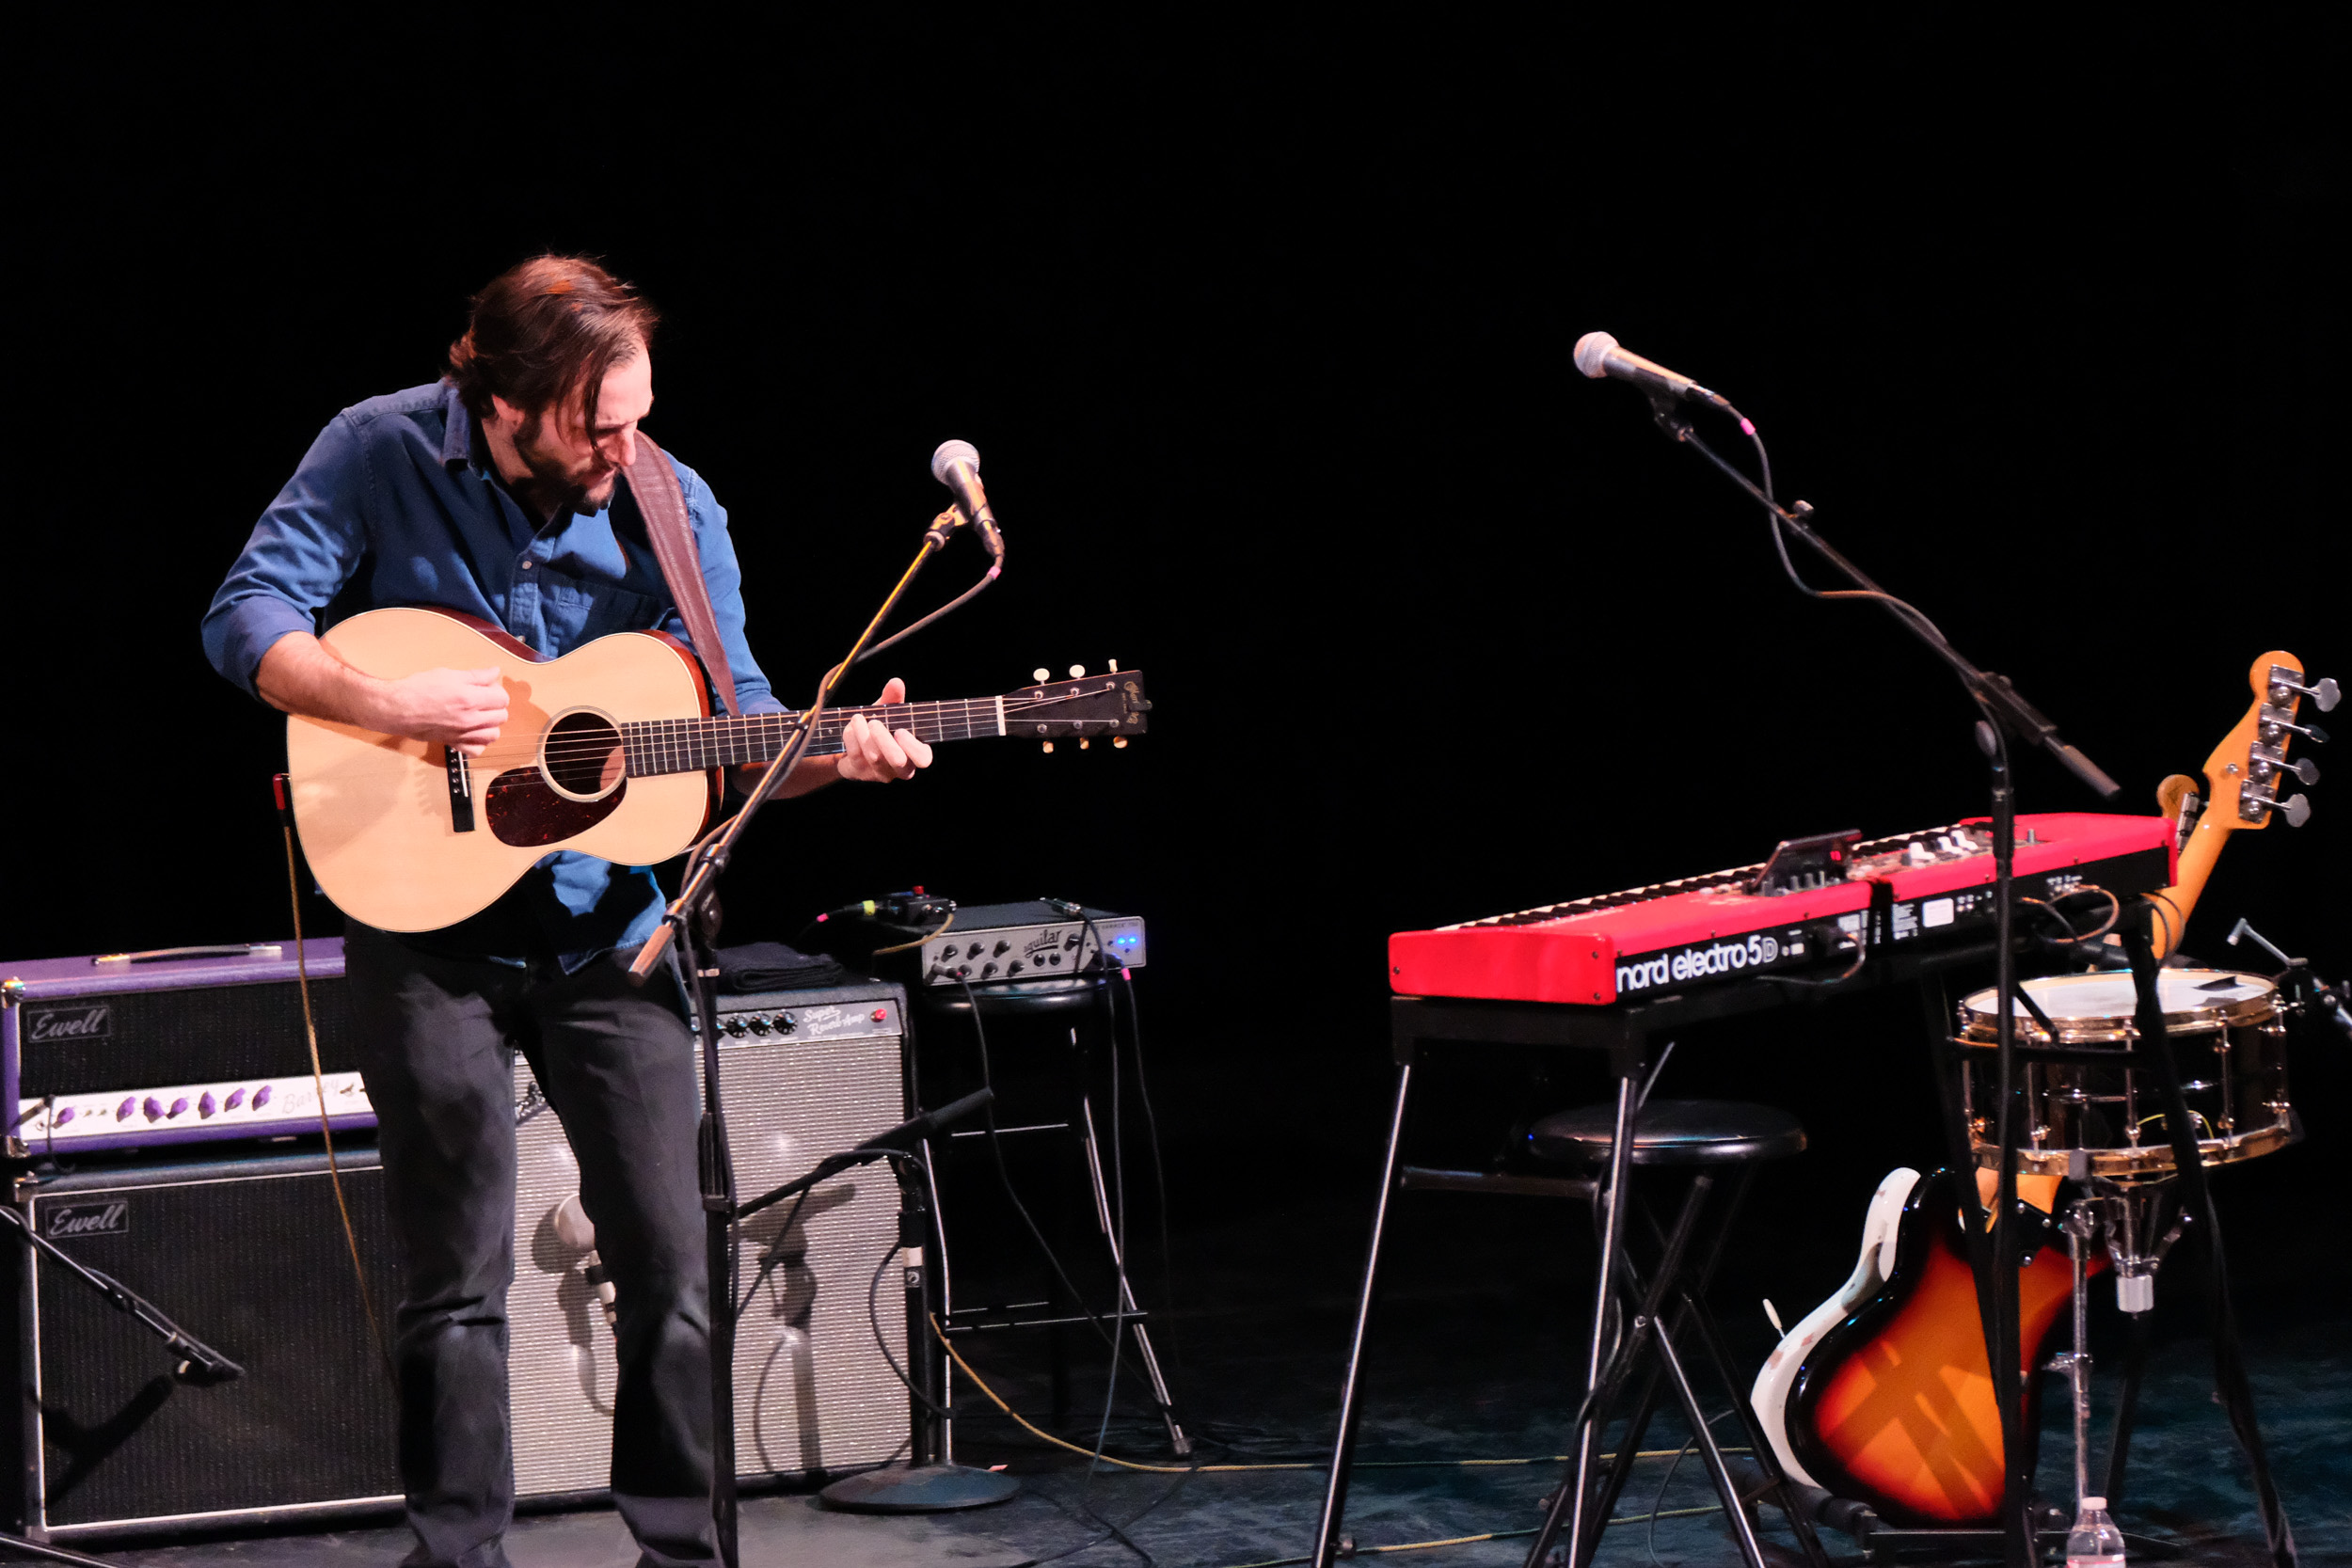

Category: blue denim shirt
[203, 382, 781, 965]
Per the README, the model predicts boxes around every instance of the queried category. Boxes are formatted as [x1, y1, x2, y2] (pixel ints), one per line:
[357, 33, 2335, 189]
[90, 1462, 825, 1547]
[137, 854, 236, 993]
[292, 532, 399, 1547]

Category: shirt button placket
[512, 550, 542, 647]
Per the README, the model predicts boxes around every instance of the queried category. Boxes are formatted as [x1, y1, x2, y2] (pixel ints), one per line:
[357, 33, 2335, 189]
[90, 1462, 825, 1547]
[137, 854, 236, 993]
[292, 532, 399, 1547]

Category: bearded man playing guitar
[201, 256, 930, 1568]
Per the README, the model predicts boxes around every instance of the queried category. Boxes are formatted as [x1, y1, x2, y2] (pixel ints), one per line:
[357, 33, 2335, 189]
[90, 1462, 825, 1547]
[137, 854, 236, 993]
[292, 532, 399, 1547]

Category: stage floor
[78, 1153, 2352, 1567]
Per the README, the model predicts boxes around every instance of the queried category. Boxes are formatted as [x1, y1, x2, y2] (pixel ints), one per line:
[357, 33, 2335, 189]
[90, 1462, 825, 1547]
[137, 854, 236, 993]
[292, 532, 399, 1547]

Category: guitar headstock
[2199, 649, 2333, 833]
[1009, 664, 1151, 752]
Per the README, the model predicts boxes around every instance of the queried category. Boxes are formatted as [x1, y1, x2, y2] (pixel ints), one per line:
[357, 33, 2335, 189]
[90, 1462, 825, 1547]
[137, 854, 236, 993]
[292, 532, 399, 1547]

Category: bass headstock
[1009, 664, 1152, 752]
[2200, 649, 2332, 832]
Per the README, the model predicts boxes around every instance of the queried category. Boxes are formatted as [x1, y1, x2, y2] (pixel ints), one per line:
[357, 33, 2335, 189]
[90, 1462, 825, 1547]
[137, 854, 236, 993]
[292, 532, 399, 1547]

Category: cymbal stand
[2054, 1200, 2096, 1518]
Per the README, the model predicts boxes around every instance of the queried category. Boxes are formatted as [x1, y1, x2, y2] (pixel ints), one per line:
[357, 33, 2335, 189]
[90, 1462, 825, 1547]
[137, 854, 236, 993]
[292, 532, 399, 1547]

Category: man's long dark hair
[444, 256, 660, 436]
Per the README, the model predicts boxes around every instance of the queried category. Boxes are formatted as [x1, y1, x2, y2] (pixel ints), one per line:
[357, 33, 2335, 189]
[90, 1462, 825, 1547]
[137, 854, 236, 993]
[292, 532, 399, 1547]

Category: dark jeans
[344, 924, 718, 1568]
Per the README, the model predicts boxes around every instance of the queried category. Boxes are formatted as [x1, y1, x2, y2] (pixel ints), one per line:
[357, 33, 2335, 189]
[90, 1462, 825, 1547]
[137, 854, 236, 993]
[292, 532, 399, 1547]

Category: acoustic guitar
[1747, 649, 2327, 1524]
[284, 606, 1151, 932]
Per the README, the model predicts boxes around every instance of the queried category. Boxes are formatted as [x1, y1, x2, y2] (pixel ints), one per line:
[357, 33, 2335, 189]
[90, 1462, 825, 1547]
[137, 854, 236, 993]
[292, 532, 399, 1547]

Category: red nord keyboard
[1389, 813, 2177, 1006]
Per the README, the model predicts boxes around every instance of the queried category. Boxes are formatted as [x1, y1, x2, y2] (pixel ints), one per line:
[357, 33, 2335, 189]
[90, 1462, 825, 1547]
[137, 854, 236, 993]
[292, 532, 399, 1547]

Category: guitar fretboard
[621, 700, 1005, 778]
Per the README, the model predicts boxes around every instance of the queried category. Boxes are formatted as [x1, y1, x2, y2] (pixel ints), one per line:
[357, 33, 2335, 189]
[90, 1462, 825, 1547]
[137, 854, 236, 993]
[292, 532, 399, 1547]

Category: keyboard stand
[1313, 939, 1996, 1568]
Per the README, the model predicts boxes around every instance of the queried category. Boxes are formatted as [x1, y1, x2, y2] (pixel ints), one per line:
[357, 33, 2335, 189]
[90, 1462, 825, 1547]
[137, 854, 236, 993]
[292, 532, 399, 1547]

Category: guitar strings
[508, 691, 1131, 768]
[520, 690, 1109, 749]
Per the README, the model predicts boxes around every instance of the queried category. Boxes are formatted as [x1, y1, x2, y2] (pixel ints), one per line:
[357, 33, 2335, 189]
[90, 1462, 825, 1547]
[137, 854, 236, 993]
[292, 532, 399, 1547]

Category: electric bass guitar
[2146, 647, 2331, 958]
[1748, 649, 2329, 1524]
[1757, 1167, 2102, 1525]
[284, 606, 1151, 932]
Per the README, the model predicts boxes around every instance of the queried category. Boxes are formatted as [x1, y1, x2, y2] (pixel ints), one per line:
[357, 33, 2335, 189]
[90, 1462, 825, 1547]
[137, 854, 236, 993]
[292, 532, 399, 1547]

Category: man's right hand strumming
[256, 632, 509, 754]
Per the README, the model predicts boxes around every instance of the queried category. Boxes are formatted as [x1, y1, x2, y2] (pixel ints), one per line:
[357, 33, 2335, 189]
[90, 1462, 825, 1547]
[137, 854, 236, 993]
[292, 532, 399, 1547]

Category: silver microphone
[553, 1194, 618, 1330]
[1573, 332, 1730, 409]
[930, 440, 1006, 558]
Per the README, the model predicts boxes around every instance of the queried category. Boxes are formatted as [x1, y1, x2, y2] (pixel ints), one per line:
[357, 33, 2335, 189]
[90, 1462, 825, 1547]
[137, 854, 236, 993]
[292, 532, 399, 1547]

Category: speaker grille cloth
[16, 979, 358, 1099]
[29, 1157, 401, 1529]
[508, 1024, 910, 1494]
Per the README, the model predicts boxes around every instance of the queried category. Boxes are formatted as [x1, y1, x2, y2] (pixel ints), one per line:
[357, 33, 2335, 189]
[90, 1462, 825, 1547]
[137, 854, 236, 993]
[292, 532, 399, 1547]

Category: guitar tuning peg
[2263, 714, 2329, 747]
[1112, 736, 1128, 749]
[2271, 673, 2341, 712]
[1069, 665, 1086, 678]
[2280, 793, 2313, 828]
[1033, 668, 1050, 683]
[1078, 737, 1090, 750]
[2251, 747, 2321, 788]
[1041, 740, 1055, 754]
[1108, 659, 1120, 673]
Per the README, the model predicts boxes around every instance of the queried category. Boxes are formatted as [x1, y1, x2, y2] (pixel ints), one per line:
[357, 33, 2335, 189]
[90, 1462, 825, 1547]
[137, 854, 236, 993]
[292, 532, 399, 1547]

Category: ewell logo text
[45, 1201, 131, 1240]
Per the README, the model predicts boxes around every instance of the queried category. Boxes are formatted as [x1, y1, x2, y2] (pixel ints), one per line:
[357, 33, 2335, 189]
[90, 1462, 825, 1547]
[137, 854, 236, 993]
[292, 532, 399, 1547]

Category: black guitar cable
[275, 773, 396, 1390]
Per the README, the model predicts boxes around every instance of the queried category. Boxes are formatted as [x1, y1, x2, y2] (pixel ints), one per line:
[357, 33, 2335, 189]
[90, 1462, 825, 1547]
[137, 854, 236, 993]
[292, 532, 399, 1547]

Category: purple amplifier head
[3, 939, 362, 1156]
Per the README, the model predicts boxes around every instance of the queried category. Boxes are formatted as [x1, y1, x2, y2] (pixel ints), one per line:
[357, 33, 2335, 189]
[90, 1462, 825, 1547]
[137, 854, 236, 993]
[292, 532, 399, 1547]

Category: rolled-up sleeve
[672, 460, 783, 715]
[201, 415, 372, 699]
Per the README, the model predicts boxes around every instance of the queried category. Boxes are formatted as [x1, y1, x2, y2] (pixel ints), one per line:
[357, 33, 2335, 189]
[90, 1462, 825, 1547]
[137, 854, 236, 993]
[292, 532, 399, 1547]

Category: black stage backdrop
[14, 16, 2346, 1206]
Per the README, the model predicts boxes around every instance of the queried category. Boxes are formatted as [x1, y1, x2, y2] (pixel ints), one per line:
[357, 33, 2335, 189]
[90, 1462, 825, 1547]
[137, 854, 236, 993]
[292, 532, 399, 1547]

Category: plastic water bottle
[2066, 1496, 2126, 1566]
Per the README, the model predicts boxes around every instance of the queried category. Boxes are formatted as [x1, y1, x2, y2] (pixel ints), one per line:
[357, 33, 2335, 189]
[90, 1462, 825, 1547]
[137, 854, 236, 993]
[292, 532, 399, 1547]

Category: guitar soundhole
[543, 711, 627, 800]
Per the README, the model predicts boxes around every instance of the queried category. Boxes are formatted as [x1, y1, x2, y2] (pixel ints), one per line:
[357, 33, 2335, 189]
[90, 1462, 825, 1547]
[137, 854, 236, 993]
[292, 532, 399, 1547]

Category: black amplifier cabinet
[5, 1148, 403, 1542]
[3, 941, 368, 1157]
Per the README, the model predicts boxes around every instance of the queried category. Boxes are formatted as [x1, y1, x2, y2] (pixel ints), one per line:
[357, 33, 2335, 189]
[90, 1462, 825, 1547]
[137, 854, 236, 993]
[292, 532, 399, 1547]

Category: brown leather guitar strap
[626, 434, 742, 718]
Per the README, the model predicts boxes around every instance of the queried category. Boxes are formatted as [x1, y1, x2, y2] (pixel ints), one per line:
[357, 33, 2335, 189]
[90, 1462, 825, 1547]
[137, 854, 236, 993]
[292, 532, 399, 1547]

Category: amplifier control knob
[117, 1097, 136, 1121]
[723, 1019, 748, 1037]
[199, 1093, 218, 1118]
[226, 1088, 247, 1111]
[780, 1012, 799, 1032]
[1008, 960, 1025, 975]
[748, 1017, 771, 1036]
[981, 963, 998, 978]
[54, 1108, 73, 1127]
[168, 1098, 190, 1119]
[144, 1097, 166, 1122]
[253, 1085, 274, 1110]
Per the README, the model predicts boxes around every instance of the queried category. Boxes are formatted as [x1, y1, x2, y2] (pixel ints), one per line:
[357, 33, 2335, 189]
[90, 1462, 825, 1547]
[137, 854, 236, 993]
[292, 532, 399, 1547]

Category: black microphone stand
[1644, 392, 2121, 1568]
[627, 509, 996, 1568]
[0, 1207, 242, 1565]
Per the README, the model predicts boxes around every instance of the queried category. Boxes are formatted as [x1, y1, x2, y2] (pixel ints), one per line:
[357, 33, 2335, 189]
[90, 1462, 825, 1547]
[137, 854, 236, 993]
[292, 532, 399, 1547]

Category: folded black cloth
[713, 942, 847, 994]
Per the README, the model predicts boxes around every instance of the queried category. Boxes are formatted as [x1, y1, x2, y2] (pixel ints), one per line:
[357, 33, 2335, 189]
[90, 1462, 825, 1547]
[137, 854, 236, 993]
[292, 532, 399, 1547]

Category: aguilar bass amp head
[2, 941, 370, 1156]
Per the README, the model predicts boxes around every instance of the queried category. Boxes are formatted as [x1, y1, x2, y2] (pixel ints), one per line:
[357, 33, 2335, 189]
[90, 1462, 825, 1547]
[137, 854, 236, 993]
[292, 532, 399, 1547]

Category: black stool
[914, 975, 1188, 1456]
[1521, 1099, 1828, 1568]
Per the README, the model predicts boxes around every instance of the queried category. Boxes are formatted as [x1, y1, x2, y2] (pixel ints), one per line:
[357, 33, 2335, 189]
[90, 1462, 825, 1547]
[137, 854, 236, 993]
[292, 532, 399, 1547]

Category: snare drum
[1955, 970, 2293, 1181]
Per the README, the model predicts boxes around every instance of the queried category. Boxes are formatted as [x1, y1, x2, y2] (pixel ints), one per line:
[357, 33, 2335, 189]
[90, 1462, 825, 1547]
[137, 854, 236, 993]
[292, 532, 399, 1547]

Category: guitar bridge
[446, 746, 477, 833]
